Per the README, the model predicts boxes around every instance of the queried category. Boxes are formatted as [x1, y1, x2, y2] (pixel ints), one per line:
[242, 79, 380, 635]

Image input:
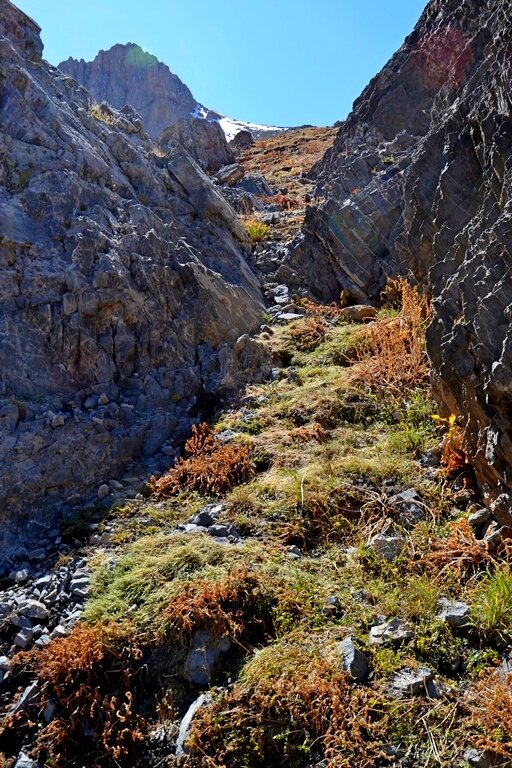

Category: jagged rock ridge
[283, 0, 512, 515]
[0, 0, 268, 570]
[59, 43, 288, 141]
[59, 43, 197, 138]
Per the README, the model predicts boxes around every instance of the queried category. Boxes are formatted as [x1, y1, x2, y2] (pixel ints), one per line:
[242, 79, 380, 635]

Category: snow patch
[189, 103, 287, 142]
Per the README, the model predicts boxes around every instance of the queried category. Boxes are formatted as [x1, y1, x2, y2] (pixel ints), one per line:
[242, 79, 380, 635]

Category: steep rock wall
[0, 1, 267, 567]
[284, 0, 512, 513]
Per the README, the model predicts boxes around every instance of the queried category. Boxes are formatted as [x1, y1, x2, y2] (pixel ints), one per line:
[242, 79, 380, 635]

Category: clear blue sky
[14, 0, 427, 127]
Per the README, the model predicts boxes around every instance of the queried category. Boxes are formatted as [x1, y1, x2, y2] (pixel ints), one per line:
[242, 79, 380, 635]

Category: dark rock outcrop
[59, 43, 197, 138]
[159, 118, 235, 174]
[284, 0, 512, 510]
[0, 0, 267, 568]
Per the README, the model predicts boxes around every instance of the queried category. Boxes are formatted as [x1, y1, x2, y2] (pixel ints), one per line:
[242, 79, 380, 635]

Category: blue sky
[14, 0, 427, 127]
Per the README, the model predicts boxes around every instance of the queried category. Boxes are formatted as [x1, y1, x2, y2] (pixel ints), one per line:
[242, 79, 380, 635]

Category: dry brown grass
[421, 518, 496, 578]
[301, 297, 342, 320]
[1, 623, 146, 767]
[469, 670, 512, 759]
[288, 316, 327, 351]
[288, 422, 329, 443]
[165, 566, 274, 644]
[354, 279, 431, 399]
[185, 641, 391, 767]
[150, 424, 255, 497]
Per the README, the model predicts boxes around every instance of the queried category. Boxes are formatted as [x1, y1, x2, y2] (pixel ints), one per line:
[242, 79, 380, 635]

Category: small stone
[175, 693, 212, 765]
[13, 569, 30, 583]
[369, 533, 404, 561]
[19, 599, 49, 621]
[485, 525, 512, 549]
[34, 634, 51, 648]
[463, 748, 495, 768]
[10, 614, 33, 630]
[468, 507, 490, 526]
[338, 637, 369, 682]
[370, 617, 414, 646]
[27, 547, 46, 561]
[14, 751, 35, 768]
[43, 700, 57, 723]
[50, 624, 70, 640]
[109, 479, 124, 490]
[339, 305, 378, 322]
[389, 488, 425, 526]
[14, 629, 34, 649]
[9, 681, 38, 714]
[208, 524, 230, 538]
[50, 413, 65, 427]
[191, 510, 215, 527]
[288, 545, 302, 559]
[438, 598, 470, 629]
[97, 483, 110, 500]
[184, 630, 231, 685]
[0, 656, 11, 672]
[388, 667, 434, 698]
[98, 393, 109, 405]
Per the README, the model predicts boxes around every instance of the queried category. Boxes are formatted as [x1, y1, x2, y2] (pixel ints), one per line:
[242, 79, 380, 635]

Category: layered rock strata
[0, 0, 267, 568]
[284, 0, 512, 511]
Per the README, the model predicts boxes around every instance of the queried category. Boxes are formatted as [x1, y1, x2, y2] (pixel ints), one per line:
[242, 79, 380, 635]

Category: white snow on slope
[190, 103, 287, 141]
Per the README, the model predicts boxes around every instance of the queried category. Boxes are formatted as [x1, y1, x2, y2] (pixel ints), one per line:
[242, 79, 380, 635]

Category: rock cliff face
[284, 0, 512, 512]
[59, 43, 197, 138]
[0, 0, 267, 568]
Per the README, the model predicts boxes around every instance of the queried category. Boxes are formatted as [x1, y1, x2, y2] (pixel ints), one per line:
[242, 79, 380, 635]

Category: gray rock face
[159, 118, 235, 174]
[0, 0, 267, 570]
[184, 630, 231, 685]
[58, 43, 197, 138]
[283, 0, 512, 512]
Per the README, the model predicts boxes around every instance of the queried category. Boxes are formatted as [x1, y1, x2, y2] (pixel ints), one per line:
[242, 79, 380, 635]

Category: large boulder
[283, 0, 512, 509]
[159, 117, 235, 174]
[0, 0, 268, 568]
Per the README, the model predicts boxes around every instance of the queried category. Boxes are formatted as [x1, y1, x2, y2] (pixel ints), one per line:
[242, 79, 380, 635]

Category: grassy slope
[4, 289, 512, 767]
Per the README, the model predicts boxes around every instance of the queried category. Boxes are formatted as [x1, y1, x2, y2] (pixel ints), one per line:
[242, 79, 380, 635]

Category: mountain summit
[59, 43, 285, 140]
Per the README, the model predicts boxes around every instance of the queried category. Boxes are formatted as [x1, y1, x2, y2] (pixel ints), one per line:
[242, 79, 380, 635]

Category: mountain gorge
[1, 0, 512, 766]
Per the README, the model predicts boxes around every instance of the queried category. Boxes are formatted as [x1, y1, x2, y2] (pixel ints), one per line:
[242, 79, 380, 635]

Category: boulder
[229, 129, 254, 154]
[159, 118, 235, 174]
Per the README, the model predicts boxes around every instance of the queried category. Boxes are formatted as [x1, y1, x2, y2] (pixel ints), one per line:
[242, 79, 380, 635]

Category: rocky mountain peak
[59, 42, 197, 137]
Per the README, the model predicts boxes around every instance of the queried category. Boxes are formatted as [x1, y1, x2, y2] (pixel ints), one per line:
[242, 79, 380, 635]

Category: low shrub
[185, 638, 391, 767]
[150, 423, 255, 497]
[354, 279, 431, 399]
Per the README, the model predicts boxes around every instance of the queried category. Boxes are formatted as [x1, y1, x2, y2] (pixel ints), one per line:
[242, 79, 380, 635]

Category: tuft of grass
[244, 218, 271, 242]
[471, 565, 512, 644]
[89, 102, 116, 125]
